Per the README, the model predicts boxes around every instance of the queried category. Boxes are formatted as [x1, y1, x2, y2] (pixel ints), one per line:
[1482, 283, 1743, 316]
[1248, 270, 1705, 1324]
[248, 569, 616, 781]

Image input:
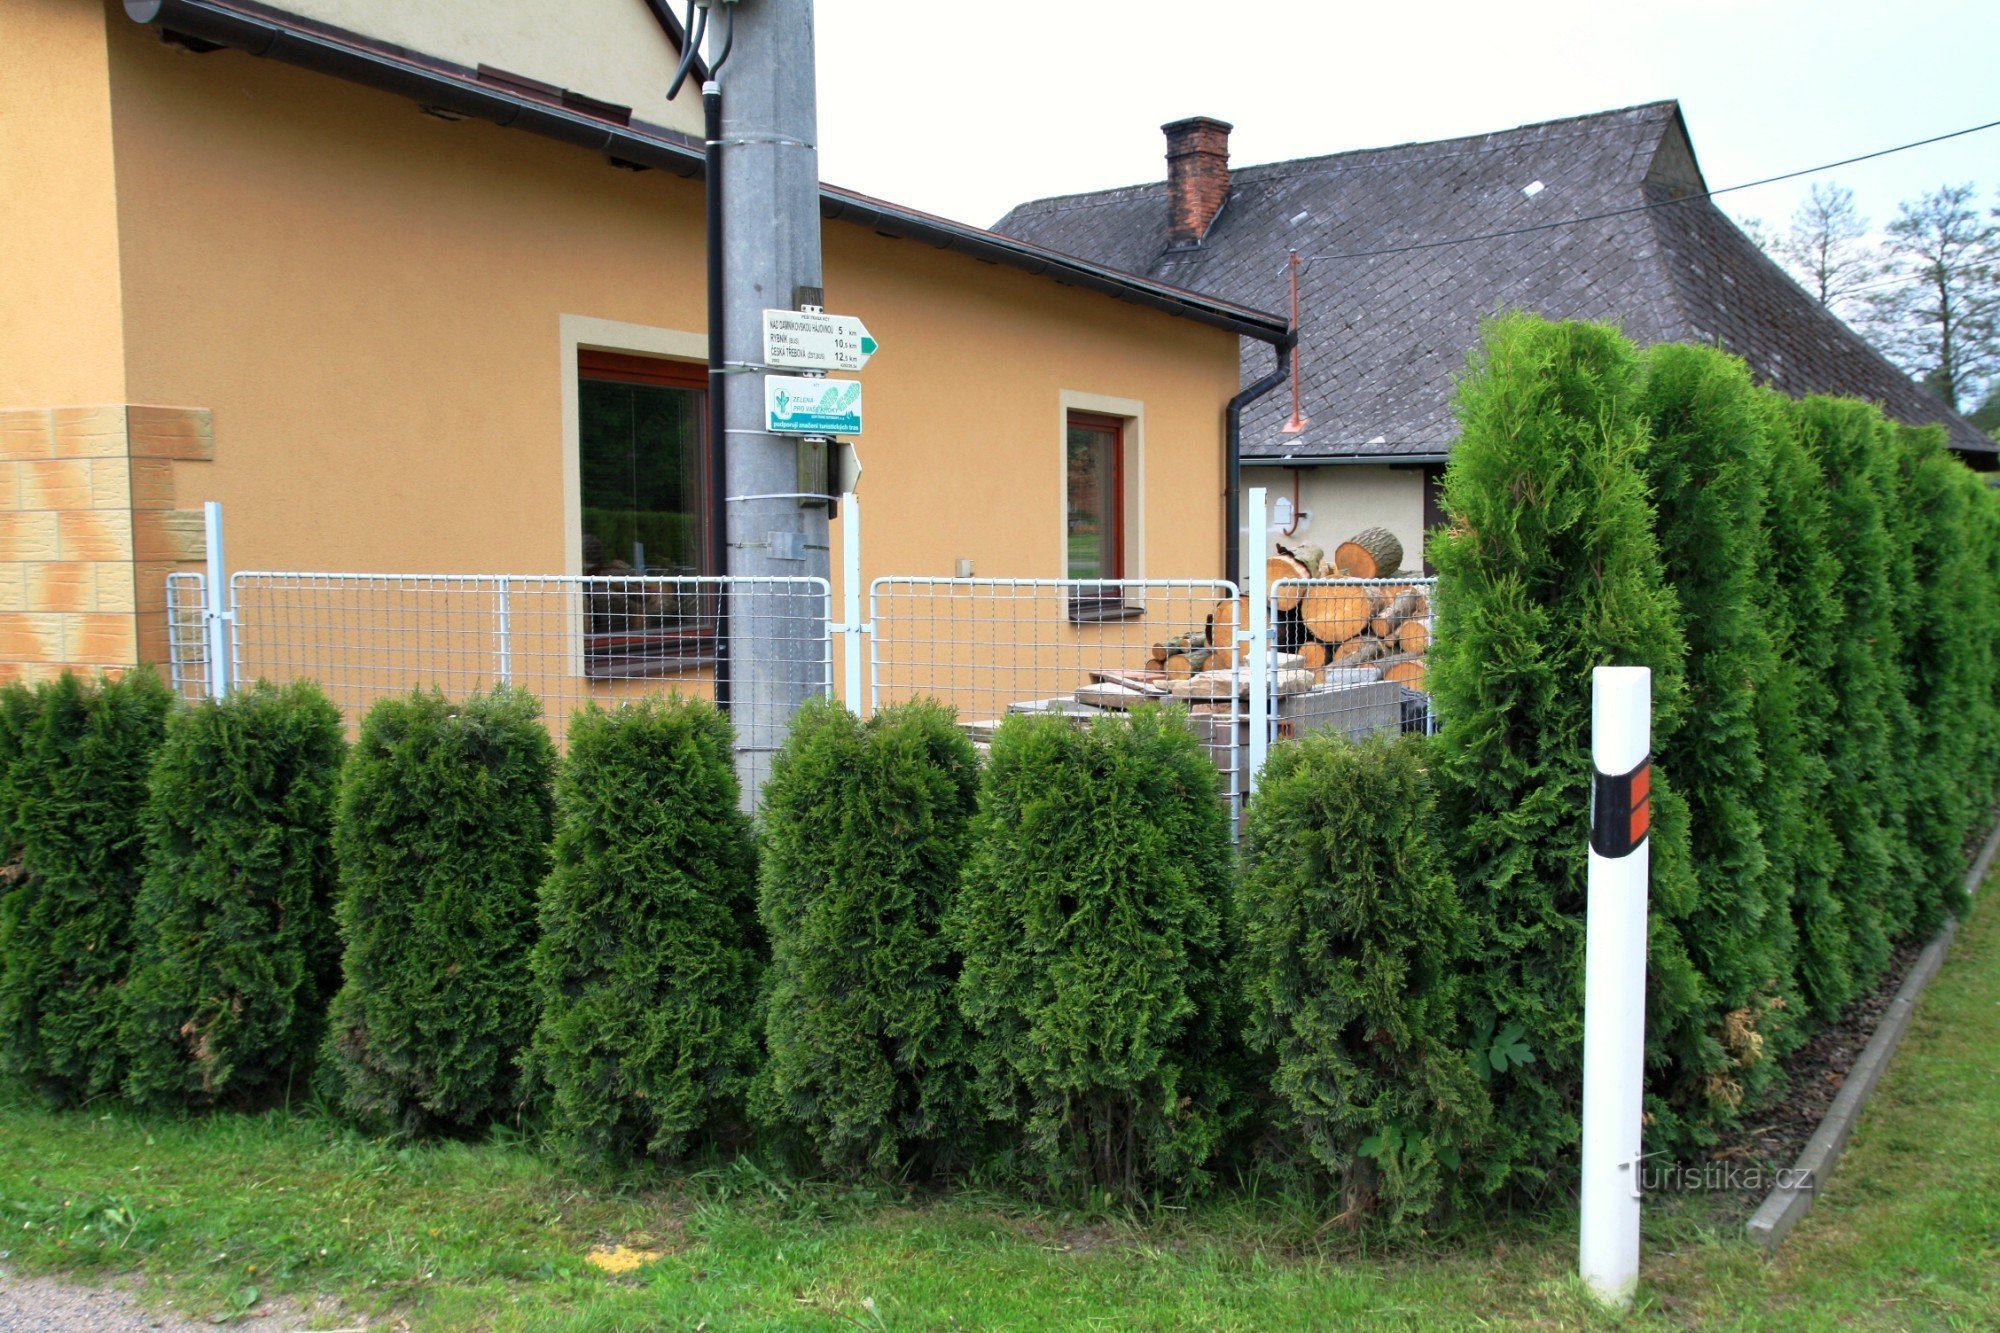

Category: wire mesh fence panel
[164, 570, 209, 702]
[228, 573, 831, 771]
[1268, 576, 1437, 747]
[868, 578, 1248, 816]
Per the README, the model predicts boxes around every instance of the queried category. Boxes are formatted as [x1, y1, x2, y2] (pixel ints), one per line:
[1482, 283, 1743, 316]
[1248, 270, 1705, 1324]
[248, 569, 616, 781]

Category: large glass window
[577, 352, 711, 677]
[1066, 412, 1124, 580]
[578, 351, 707, 576]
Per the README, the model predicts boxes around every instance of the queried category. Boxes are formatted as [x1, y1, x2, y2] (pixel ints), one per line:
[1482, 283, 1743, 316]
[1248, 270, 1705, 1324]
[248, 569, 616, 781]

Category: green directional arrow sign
[762, 309, 879, 372]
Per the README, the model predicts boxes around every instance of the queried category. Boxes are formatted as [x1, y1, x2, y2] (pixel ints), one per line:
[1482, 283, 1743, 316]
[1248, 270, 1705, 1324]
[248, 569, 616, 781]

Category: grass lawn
[1, 890, 1994, 1330]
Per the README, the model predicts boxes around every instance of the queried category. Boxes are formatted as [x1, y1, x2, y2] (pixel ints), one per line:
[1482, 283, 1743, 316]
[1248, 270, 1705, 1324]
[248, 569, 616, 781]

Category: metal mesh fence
[164, 570, 210, 702]
[868, 578, 1248, 815]
[226, 573, 831, 773]
[1268, 576, 1437, 745]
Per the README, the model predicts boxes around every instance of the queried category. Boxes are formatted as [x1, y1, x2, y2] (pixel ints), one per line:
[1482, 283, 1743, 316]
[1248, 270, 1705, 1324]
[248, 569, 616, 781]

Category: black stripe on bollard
[1590, 755, 1652, 859]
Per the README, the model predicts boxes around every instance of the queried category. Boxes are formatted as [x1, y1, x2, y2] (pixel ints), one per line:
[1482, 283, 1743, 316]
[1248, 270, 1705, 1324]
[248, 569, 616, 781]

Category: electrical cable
[1297, 116, 2000, 267]
[664, 1, 705, 101]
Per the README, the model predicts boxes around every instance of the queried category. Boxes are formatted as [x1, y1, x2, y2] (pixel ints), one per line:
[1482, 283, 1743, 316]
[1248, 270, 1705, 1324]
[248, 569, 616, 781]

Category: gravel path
[0, 1269, 314, 1331]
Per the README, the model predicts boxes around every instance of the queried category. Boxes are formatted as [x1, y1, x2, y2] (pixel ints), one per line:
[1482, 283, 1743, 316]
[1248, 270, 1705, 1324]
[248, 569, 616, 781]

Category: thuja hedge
[953, 707, 1235, 1197]
[754, 698, 980, 1178]
[121, 682, 346, 1111]
[1426, 314, 1708, 1188]
[0, 669, 174, 1105]
[525, 698, 760, 1169]
[322, 687, 555, 1135]
[1237, 733, 1488, 1223]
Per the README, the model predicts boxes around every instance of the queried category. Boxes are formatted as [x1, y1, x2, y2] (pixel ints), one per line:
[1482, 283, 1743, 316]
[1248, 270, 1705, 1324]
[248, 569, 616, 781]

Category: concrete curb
[1744, 817, 2000, 1250]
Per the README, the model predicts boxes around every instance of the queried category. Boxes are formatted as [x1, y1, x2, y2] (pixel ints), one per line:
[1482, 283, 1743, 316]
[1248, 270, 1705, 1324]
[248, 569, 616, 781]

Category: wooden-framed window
[576, 350, 713, 676]
[1066, 410, 1139, 622]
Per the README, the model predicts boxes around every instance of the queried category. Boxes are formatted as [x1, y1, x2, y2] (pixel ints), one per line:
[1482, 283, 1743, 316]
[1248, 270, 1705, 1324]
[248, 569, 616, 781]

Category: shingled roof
[995, 101, 1996, 463]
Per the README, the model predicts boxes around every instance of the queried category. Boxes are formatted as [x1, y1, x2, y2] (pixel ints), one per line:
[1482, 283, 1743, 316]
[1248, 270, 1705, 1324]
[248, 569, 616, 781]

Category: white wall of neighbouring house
[278, 0, 705, 134]
[1245, 464, 1427, 571]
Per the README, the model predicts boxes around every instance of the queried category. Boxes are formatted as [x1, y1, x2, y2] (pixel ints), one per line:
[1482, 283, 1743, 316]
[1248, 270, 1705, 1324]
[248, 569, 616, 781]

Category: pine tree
[525, 698, 761, 1168]
[121, 682, 346, 1110]
[0, 670, 174, 1105]
[953, 708, 1235, 1198]
[1426, 314, 1708, 1189]
[754, 698, 981, 1177]
[322, 688, 554, 1135]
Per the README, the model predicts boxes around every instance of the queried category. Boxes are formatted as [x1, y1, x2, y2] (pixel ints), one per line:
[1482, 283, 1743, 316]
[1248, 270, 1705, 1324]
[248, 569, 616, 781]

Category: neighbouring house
[995, 101, 1999, 576]
[0, 0, 1287, 692]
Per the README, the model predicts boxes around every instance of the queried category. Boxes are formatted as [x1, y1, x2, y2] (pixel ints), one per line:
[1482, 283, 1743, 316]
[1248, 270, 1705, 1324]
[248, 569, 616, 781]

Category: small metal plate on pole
[766, 375, 862, 436]
[762, 309, 879, 372]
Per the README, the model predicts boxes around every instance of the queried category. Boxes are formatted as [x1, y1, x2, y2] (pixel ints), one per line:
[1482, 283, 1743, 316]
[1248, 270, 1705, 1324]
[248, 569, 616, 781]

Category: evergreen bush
[1758, 397, 1852, 1020]
[1890, 424, 1980, 932]
[754, 698, 980, 1177]
[1636, 344, 1792, 1073]
[953, 707, 1234, 1198]
[1787, 397, 1902, 984]
[0, 680, 36, 867]
[525, 698, 760, 1168]
[322, 687, 554, 1135]
[1426, 314, 1709, 1189]
[0, 670, 174, 1104]
[120, 682, 346, 1110]
[1236, 732, 1489, 1224]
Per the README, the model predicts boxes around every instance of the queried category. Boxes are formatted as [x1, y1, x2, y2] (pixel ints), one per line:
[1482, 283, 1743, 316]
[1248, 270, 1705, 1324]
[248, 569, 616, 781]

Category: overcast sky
[811, 0, 1998, 241]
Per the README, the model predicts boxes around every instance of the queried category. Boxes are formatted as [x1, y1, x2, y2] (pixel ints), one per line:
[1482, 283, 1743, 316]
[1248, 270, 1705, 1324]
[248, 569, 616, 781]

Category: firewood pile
[1263, 527, 1429, 690]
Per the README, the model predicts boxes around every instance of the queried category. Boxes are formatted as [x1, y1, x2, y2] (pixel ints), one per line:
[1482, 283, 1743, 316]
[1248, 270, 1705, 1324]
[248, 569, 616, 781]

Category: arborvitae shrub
[323, 687, 554, 1135]
[1427, 314, 1709, 1189]
[754, 698, 980, 1177]
[1873, 421, 1927, 934]
[1236, 732, 1489, 1224]
[1891, 425, 1979, 931]
[121, 682, 346, 1110]
[0, 680, 36, 866]
[1788, 397, 1901, 984]
[0, 669, 174, 1104]
[525, 698, 760, 1168]
[953, 707, 1234, 1198]
[1636, 344, 1792, 1072]
[1758, 398, 1852, 1020]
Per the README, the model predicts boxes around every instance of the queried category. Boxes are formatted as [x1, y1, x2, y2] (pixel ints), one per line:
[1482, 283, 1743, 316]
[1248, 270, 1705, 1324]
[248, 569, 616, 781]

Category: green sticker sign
[766, 376, 863, 436]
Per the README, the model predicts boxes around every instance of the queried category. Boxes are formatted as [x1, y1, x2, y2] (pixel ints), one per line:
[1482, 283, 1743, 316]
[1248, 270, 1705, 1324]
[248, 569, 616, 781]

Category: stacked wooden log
[1264, 528, 1432, 689]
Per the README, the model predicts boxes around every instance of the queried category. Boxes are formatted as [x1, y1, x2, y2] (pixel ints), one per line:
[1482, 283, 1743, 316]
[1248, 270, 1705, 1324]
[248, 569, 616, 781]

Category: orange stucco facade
[1, 0, 1254, 688]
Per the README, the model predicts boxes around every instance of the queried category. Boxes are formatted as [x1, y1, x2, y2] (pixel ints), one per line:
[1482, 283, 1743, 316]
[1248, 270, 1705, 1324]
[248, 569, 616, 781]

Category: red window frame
[1067, 411, 1126, 581]
[576, 351, 714, 676]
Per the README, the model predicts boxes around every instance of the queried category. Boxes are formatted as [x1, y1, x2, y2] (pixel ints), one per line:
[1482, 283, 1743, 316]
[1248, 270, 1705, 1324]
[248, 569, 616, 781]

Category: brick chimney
[1163, 116, 1232, 247]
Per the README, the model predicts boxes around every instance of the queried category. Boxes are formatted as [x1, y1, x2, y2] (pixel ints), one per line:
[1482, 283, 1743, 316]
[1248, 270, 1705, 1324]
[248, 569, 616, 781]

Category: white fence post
[1244, 486, 1269, 796]
[1581, 665, 1653, 1307]
[841, 491, 864, 712]
[202, 500, 232, 699]
[495, 575, 512, 686]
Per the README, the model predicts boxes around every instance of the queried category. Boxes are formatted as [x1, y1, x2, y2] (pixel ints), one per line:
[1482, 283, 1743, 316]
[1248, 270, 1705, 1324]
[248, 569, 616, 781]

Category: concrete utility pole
[711, 0, 828, 799]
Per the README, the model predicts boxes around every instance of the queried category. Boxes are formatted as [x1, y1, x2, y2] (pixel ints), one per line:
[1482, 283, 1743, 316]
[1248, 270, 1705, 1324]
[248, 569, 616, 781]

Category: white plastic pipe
[1244, 486, 1269, 794]
[1580, 665, 1651, 1306]
[841, 491, 863, 711]
[202, 499, 231, 700]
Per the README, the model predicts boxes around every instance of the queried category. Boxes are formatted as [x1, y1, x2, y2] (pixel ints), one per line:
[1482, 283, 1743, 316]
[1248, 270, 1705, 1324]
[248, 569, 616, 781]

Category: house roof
[995, 101, 1997, 463]
[123, 0, 1289, 347]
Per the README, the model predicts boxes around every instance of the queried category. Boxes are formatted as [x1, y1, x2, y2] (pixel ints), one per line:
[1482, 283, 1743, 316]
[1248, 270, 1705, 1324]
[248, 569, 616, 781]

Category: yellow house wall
[0, 0, 127, 405]
[66, 6, 1244, 704]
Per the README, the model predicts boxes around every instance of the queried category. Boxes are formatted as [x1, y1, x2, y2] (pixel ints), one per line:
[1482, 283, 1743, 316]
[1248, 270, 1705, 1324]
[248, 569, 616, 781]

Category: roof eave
[122, 0, 1288, 345]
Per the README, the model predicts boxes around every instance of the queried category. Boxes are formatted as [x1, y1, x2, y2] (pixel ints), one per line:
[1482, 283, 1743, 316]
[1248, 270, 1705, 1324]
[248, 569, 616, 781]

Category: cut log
[1162, 648, 1210, 679]
[1207, 595, 1248, 668]
[1296, 640, 1331, 669]
[1298, 583, 1374, 644]
[1268, 554, 1313, 610]
[1368, 589, 1426, 639]
[1381, 658, 1427, 689]
[1276, 537, 1327, 576]
[1395, 618, 1431, 655]
[1331, 635, 1391, 668]
[1333, 527, 1404, 579]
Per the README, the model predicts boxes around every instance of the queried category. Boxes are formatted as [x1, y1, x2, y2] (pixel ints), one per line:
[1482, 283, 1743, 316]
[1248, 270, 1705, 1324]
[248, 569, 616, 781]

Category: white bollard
[1580, 665, 1652, 1306]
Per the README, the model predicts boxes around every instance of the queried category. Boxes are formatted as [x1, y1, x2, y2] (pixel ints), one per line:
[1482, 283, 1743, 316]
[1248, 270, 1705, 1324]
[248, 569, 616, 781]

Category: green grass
[1, 890, 1996, 1329]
